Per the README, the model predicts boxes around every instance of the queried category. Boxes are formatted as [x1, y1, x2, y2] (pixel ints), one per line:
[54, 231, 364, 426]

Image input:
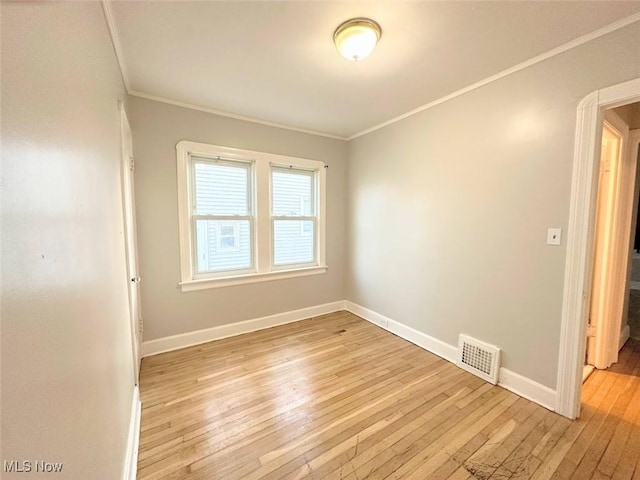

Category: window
[217, 223, 240, 252]
[192, 159, 252, 275]
[271, 167, 315, 266]
[177, 141, 327, 291]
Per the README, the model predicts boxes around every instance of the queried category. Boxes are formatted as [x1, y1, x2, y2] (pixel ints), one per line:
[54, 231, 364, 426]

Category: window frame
[176, 141, 327, 292]
[190, 157, 254, 279]
[270, 165, 317, 269]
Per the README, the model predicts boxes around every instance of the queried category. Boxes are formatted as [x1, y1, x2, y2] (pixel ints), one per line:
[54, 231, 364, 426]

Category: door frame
[556, 77, 640, 419]
[119, 101, 142, 383]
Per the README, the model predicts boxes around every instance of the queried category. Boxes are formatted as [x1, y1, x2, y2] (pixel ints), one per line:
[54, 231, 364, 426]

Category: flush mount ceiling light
[333, 18, 382, 61]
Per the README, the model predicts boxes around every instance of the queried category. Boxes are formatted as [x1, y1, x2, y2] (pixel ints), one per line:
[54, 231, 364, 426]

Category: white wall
[127, 96, 347, 340]
[346, 22, 640, 389]
[615, 101, 640, 129]
[1, 3, 135, 478]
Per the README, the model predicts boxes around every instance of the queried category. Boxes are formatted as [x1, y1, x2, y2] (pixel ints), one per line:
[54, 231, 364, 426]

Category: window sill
[179, 265, 328, 292]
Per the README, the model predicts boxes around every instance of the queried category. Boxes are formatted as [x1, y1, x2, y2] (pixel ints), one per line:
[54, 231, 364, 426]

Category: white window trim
[176, 141, 327, 291]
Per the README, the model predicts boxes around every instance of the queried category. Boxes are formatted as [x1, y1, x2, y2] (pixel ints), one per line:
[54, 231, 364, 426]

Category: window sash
[270, 215, 316, 221]
[270, 166, 318, 268]
[191, 157, 253, 216]
[271, 217, 317, 268]
[190, 157, 255, 277]
[191, 216, 255, 277]
[270, 166, 316, 217]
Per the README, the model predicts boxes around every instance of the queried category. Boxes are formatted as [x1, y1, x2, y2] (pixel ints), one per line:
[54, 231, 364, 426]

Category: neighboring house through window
[217, 222, 240, 252]
[176, 141, 327, 291]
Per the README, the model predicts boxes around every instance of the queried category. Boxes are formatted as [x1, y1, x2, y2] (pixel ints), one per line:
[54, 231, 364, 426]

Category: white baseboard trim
[620, 323, 631, 350]
[583, 364, 595, 383]
[345, 301, 557, 412]
[141, 301, 346, 357]
[630, 281, 640, 290]
[344, 301, 457, 363]
[498, 368, 556, 411]
[123, 386, 141, 480]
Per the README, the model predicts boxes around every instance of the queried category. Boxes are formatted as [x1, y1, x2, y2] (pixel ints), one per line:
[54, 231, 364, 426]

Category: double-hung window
[192, 158, 253, 275]
[272, 167, 316, 267]
[177, 141, 327, 291]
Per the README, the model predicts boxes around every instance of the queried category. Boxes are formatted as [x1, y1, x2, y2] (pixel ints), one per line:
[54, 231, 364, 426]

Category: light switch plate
[547, 228, 562, 246]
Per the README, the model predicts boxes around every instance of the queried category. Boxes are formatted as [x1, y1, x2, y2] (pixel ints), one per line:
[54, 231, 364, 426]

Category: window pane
[272, 169, 313, 216]
[195, 220, 251, 273]
[273, 220, 314, 266]
[194, 160, 249, 215]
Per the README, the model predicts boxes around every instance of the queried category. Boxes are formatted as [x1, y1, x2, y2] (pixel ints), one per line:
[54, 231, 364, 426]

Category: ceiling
[108, 1, 640, 139]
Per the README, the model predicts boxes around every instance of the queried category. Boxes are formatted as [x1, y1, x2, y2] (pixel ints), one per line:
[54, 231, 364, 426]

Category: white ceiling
[109, 1, 640, 139]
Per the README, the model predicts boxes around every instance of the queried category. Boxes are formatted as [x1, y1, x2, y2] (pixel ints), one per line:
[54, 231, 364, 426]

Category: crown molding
[101, 0, 346, 140]
[128, 91, 347, 141]
[101, 0, 131, 92]
[347, 11, 640, 140]
[100, 1, 640, 143]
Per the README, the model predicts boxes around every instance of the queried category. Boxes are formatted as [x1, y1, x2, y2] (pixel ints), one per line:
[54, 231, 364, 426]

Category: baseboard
[345, 301, 557, 412]
[620, 323, 631, 350]
[630, 281, 640, 290]
[344, 301, 457, 363]
[122, 386, 141, 480]
[141, 301, 346, 357]
[583, 364, 595, 383]
[498, 368, 556, 411]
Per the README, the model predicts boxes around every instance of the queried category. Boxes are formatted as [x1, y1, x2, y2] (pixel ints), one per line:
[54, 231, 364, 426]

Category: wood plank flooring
[137, 311, 640, 479]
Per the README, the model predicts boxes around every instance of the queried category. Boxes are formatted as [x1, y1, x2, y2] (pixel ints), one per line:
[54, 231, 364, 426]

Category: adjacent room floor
[137, 311, 640, 480]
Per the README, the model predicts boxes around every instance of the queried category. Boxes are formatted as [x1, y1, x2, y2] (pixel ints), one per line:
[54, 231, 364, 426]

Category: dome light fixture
[333, 18, 382, 61]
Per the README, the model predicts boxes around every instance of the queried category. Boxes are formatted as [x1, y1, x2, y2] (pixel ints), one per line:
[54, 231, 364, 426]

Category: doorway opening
[556, 77, 640, 420]
[583, 105, 640, 386]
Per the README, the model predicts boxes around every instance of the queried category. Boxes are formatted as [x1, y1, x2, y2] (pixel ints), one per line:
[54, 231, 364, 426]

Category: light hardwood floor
[138, 311, 640, 480]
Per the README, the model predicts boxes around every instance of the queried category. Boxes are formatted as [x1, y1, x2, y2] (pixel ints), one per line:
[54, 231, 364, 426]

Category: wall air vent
[456, 334, 501, 384]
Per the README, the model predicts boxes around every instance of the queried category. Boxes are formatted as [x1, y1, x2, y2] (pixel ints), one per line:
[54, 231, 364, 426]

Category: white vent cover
[456, 334, 501, 384]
